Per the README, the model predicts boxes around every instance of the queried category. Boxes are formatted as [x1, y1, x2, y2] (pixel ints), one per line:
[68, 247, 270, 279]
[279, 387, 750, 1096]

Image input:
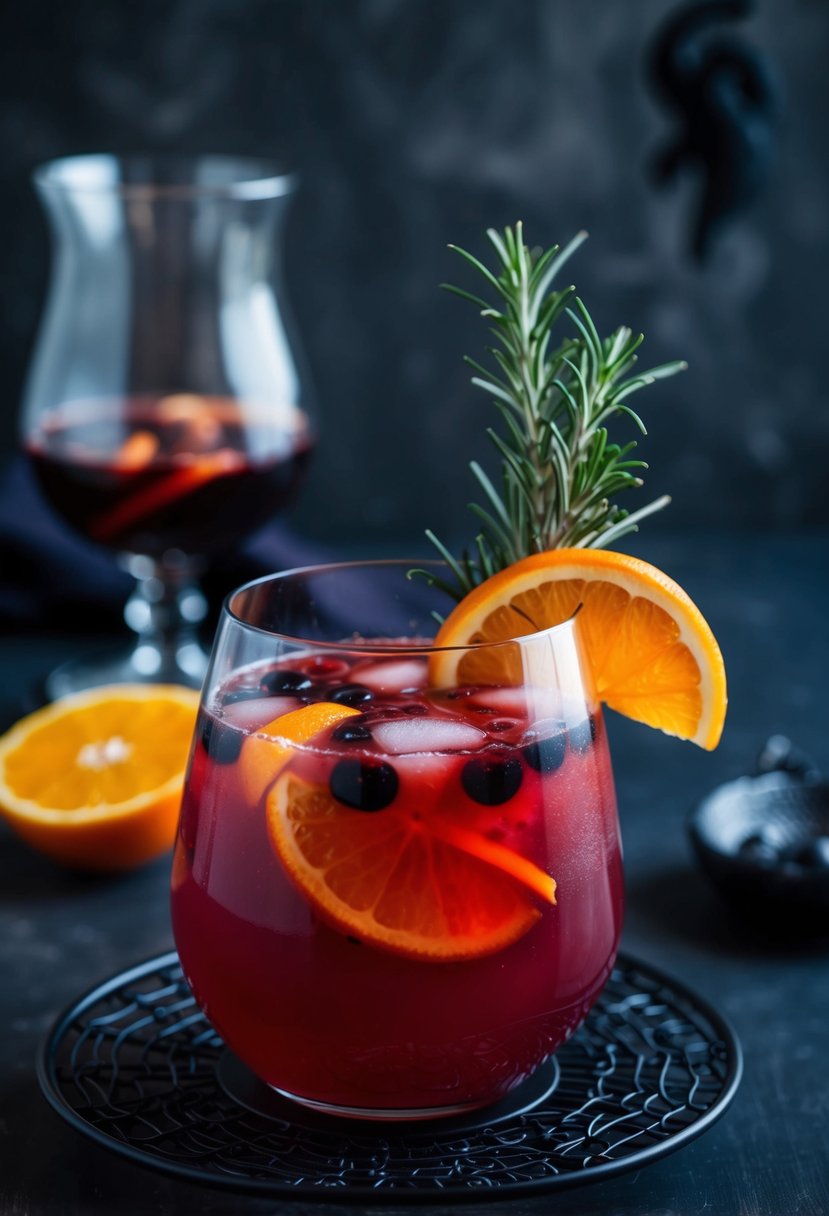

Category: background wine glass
[21, 154, 314, 700]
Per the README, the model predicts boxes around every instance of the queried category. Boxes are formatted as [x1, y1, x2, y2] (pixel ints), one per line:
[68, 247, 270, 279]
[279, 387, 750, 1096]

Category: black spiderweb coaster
[38, 951, 741, 1200]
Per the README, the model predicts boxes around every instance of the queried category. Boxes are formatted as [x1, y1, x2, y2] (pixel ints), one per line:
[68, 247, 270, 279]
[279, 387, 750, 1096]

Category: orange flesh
[433, 549, 727, 750]
[267, 774, 554, 962]
[0, 686, 198, 870]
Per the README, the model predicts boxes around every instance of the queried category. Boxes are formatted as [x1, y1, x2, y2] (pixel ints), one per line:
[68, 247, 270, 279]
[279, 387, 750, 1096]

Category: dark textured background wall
[2, 0, 827, 552]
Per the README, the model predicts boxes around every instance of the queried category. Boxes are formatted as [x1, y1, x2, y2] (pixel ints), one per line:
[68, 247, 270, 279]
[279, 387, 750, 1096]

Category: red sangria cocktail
[171, 561, 623, 1119]
[171, 224, 728, 1121]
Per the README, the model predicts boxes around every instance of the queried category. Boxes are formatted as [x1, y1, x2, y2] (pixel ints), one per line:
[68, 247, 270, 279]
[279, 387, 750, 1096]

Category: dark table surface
[1, 530, 828, 1216]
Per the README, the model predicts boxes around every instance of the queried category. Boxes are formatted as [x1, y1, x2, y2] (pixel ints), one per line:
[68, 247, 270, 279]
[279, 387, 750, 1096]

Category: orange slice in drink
[0, 685, 199, 870]
[267, 771, 555, 962]
[90, 450, 244, 542]
[431, 549, 727, 750]
[239, 702, 361, 804]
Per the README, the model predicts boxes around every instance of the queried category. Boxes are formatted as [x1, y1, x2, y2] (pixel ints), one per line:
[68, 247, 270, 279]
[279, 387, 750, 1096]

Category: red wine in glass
[26, 395, 314, 559]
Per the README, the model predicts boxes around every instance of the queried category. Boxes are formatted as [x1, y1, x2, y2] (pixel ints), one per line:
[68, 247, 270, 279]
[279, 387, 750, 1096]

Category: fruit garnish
[0, 685, 199, 870]
[431, 548, 727, 750]
[113, 430, 160, 470]
[412, 223, 726, 748]
[266, 771, 554, 962]
[239, 702, 361, 804]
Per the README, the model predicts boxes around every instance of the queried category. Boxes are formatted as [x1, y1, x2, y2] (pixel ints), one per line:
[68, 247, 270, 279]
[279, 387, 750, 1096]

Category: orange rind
[431, 549, 727, 750]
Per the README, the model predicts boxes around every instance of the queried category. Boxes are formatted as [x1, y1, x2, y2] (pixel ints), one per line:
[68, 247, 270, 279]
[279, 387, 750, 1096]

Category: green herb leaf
[416, 226, 684, 601]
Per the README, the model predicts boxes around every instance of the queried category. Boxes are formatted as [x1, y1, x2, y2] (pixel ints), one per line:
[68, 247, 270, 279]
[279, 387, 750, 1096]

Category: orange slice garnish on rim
[431, 549, 727, 750]
[0, 684, 199, 870]
[267, 772, 555, 962]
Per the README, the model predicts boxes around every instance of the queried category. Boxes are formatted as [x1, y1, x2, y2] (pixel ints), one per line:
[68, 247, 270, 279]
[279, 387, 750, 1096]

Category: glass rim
[224, 559, 580, 655]
[33, 153, 298, 201]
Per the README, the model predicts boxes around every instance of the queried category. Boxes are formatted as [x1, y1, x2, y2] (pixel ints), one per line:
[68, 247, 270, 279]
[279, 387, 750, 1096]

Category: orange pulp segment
[267, 772, 555, 962]
[431, 549, 727, 750]
[239, 702, 361, 805]
[0, 684, 200, 870]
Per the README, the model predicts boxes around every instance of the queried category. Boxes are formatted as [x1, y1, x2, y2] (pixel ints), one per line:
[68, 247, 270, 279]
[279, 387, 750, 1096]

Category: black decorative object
[38, 951, 741, 1200]
[690, 736, 829, 926]
[646, 0, 779, 259]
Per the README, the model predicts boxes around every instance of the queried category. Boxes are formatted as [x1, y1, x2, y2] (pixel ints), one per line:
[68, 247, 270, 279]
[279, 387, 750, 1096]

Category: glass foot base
[45, 639, 209, 701]
[269, 1087, 489, 1123]
[216, 1048, 560, 1126]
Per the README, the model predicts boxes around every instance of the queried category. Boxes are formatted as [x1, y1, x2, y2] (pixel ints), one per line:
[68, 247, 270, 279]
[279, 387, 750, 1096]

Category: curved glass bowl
[21, 154, 312, 697]
[171, 561, 623, 1120]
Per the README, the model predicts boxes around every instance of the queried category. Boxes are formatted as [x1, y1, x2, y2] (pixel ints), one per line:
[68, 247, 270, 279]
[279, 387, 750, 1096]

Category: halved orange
[267, 772, 556, 962]
[0, 684, 200, 870]
[431, 549, 727, 750]
[239, 702, 361, 805]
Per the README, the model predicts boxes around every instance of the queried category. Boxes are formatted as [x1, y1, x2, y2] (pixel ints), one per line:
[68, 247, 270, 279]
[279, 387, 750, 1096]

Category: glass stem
[121, 551, 209, 686]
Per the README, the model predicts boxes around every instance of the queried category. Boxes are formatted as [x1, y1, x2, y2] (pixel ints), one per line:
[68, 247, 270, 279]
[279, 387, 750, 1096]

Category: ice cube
[372, 717, 487, 756]
[351, 658, 428, 694]
[222, 696, 301, 733]
[467, 687, 530, 717]
[467, 685, 564, 721]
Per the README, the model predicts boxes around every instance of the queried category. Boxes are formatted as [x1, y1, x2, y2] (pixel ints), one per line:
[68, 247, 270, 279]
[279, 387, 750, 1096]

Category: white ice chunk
[222, 696, 301, 733]
[372, 717, 487, 756]
[351, 658, 428, 693]
[467, 687, 529, 717]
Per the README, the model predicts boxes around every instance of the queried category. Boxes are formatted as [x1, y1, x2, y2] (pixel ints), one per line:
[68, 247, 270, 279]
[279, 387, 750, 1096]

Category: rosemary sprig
[411, 223, 686, 601]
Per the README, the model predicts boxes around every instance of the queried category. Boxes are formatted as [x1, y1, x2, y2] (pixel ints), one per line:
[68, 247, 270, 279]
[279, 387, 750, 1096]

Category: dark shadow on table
[626, 864, 829, 959]
[0, 828, 172, 904]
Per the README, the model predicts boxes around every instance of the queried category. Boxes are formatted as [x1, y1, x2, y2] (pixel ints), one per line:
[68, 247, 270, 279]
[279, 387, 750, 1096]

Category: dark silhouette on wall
[647, 0, 779, 259]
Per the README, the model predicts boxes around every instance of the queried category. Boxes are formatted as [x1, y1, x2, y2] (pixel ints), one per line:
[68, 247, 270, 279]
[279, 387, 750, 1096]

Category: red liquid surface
[25, 396, 314, 557]
[171, 654, 624, 1116]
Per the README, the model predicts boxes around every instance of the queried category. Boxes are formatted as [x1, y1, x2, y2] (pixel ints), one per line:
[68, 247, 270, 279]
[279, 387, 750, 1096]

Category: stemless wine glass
[171, 561, 623, 1120]
[21, 154, 314, 699]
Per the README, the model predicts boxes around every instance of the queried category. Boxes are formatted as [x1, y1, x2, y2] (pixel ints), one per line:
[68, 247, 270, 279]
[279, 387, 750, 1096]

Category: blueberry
[259, 669, 313, 696]
[330, 759, 398, 811]
[330, 683, 374, 708]
[200, 715, 244, 765]
[331, 719, 373, 744]
[569, 716, 597, 754]
[222, 687, 265, 706]
[523, 728, 567, 774]
[461, 755, 523, 805]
